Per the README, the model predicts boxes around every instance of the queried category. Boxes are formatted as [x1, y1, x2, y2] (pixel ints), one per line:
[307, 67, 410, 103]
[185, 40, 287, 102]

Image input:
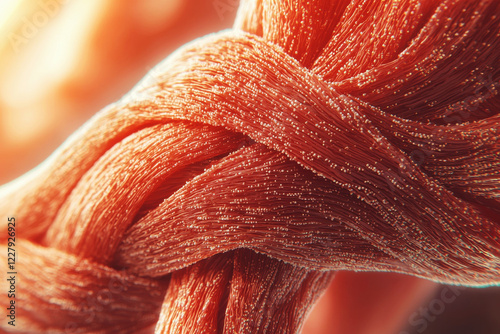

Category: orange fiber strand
[0, 0, 499, 333]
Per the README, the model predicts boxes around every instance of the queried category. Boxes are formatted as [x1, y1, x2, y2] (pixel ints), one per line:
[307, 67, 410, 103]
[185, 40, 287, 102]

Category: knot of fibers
[0, 0, 499, 333]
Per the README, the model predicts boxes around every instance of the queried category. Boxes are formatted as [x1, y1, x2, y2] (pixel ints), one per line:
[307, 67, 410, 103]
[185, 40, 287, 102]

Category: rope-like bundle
[1, 0, 499, 332]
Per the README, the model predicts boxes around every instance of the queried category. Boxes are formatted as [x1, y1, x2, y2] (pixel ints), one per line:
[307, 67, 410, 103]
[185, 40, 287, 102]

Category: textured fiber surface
[0, 0, 499, 333]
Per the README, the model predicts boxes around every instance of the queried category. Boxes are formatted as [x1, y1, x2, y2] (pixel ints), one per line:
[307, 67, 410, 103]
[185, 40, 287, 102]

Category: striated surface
[0, 0, 499, 333]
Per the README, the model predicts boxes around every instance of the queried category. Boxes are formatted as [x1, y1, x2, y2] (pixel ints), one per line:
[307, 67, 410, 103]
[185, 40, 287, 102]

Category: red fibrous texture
[1, 0, 499, 333]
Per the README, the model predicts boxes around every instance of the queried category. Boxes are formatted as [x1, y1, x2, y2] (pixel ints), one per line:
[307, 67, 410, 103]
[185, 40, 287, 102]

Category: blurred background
[0, 0, 498, 333]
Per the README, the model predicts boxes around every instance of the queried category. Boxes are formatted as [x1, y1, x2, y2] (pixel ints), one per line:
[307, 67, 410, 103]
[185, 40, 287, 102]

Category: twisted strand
[1, 0, 499, 333]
